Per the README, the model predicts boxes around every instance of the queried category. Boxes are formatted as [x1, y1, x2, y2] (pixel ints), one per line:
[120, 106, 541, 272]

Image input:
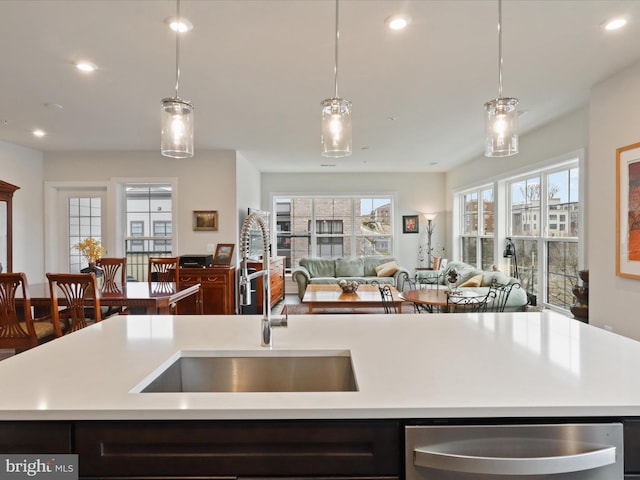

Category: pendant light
[484, 0, 518, 157]
[161, 0, 194, 158]
[321, 0, 352, 158]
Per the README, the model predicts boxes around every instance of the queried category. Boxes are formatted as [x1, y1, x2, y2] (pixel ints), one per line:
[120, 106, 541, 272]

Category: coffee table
[301, 284, 404, 313]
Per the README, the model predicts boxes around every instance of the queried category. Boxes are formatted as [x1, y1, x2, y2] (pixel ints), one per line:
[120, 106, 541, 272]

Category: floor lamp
[424, 213, 437, 268]
[503, 238, 519, 279]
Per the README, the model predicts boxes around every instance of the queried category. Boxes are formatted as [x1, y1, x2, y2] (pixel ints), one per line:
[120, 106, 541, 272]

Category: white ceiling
[1, 0, 640, 173]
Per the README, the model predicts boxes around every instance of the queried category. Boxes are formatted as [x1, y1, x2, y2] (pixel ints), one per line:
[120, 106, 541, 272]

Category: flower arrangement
[74, 237, 104, 265]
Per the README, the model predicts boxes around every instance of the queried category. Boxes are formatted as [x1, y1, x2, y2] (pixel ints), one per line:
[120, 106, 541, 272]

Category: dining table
[18, 281, 202, 316]
[398, 288, 449, 313]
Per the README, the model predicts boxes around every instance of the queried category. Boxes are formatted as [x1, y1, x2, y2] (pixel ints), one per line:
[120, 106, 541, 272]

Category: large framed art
[616, 142, 640, 279]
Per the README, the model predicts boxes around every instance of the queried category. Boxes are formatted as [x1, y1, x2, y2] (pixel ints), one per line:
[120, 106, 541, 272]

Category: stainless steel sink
[139, 351, 358, 392]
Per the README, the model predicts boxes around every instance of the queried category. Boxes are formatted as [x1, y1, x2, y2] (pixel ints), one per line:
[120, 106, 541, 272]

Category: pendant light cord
[174, 0, 181, 98]
[333, 0, 340, 98]
[497, 0, 503, 99]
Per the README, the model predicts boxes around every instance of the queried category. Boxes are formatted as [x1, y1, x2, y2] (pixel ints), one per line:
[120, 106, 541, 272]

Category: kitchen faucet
[239, 211, 287, 347]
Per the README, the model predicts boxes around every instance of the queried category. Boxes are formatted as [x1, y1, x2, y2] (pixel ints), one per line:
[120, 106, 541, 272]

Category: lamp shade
[161, 97, 194, 158]
[484, 97, 518, 157]
[321, 97, 352, 158]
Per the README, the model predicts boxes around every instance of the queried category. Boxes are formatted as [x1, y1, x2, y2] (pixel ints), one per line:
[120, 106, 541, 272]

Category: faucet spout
[239, 211, 287, 347]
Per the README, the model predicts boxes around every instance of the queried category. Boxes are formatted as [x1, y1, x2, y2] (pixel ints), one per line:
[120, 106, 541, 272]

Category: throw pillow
[459, 273, 483, 287]
[481, 271, 511, 286]
[375, 260, 399, 277]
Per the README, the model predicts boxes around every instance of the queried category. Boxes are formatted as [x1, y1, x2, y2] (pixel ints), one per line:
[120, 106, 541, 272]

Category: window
[129, 221, 144, 252]
[454, 154, 581, 313]
[124, 184, 173, 281]
[508, 164, 579, 310]
[274, 195, 393, 270]
[460, 187, 494, 270]
[153, 221, 172, 252]
[68, 196, 102, 272]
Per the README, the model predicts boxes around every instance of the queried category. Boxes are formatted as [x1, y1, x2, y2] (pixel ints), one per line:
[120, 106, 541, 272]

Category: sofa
[416, 260, 528, 312]
[292, 256, 409, 300]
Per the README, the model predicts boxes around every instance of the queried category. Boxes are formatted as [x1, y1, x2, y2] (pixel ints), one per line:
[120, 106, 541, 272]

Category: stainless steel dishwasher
[405, 423, 623, 479]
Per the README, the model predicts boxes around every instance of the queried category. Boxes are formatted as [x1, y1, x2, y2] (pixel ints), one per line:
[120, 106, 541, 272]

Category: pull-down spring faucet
[239, 211, 287, 347]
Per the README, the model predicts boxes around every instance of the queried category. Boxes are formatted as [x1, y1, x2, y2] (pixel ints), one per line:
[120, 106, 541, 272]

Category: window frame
[272, 194, 395, 271]
[453, 151, 584, 314]
[459, 185, 495, 270]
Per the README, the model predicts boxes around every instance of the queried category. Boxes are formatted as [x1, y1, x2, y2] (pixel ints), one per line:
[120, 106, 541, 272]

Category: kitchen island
[0, 311, 639, 478]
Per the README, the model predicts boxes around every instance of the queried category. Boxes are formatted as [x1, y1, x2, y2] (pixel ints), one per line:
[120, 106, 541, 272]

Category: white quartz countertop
[2, 311, 640, 420]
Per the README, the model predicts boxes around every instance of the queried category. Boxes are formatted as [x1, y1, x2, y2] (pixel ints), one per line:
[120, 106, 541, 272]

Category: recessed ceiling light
[601, 17, 628, 31]
[165, 16, 193, 33]
[75, 61, 97, 73]
[32, 129, 46, 138]
[385, 14, 411, 31]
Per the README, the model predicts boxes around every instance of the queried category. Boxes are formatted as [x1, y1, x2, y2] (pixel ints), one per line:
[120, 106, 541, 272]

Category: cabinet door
[177, 273, 201, 315]
[201, 281, 228, 314]
[75, 420, 399, 477]
[0, 422, 72, 453]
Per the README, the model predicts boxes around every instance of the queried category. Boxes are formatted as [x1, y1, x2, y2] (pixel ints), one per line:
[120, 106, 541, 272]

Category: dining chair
[0, 272, 58, 353]
[148, 257, 181, 314]
[97, 257, 127, 316]
[378, 285, 398, 314]
[148, 257, 179, 283]
[46, 272, 101, 336]
[446, 290, 496, 313]
[400, 273, 428, 313]
[485, 281, 521, 312]
[97, 257, 126, 288]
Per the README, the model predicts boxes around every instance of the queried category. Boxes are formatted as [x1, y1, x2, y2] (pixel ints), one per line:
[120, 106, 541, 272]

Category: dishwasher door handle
[414, 440, 617, 476]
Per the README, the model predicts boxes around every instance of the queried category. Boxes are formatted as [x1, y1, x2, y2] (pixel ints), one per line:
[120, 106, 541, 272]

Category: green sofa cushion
[300, 258, 336, 277]
[335, 257, 364, 277]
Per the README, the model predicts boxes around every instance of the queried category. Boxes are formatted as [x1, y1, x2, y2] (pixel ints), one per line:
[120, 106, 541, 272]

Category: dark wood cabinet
[177, 267, 236, 315]
[75, 419, 399, 478]
[0, 422, 72, 453]
[246, 256, 285, 313]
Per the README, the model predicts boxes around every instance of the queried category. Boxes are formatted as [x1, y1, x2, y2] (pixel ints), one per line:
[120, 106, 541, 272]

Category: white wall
[43, 150, 239, 260]
[261, 172, 446, 270]
[589, 59, 640, 339]
[236, 153, 262, 218]
[0, 140, 45, 281]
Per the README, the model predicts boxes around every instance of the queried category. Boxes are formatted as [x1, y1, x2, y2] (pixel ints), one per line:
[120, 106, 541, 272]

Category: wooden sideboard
[246, 256, 285, 313]
[177, 266, 236, 315]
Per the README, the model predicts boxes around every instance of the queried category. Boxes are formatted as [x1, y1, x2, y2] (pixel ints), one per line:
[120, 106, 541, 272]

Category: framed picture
[616, 142, 640, 279]
[213, 243, 235, 266]
[193, 210, 218, 231]
[403, 215, 419, 234]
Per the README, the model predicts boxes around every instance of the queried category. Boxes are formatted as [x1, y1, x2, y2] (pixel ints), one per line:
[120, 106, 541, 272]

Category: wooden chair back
[97, 257, 126, 289]
[47, 273, 101, 336]
[148, 257, 179, 283]
[0, 272, 56, 352]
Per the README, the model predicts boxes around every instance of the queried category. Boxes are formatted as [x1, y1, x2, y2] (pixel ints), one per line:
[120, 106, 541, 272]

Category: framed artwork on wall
[402, 215, 419, 234]
[616, 142, 640, 279]
[193, 210, 218, 231]
[213, 243, 235, 266]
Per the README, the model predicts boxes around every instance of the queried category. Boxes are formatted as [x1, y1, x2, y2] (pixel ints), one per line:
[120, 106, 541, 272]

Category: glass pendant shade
[161, 97, 194, 158]
[321, 97, 352, 158]
[484, 97, 518, 157]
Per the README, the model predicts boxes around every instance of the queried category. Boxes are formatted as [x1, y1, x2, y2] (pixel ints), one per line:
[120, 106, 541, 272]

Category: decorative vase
[570, 269, 588, 323]
[81, 262, 104, 279]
